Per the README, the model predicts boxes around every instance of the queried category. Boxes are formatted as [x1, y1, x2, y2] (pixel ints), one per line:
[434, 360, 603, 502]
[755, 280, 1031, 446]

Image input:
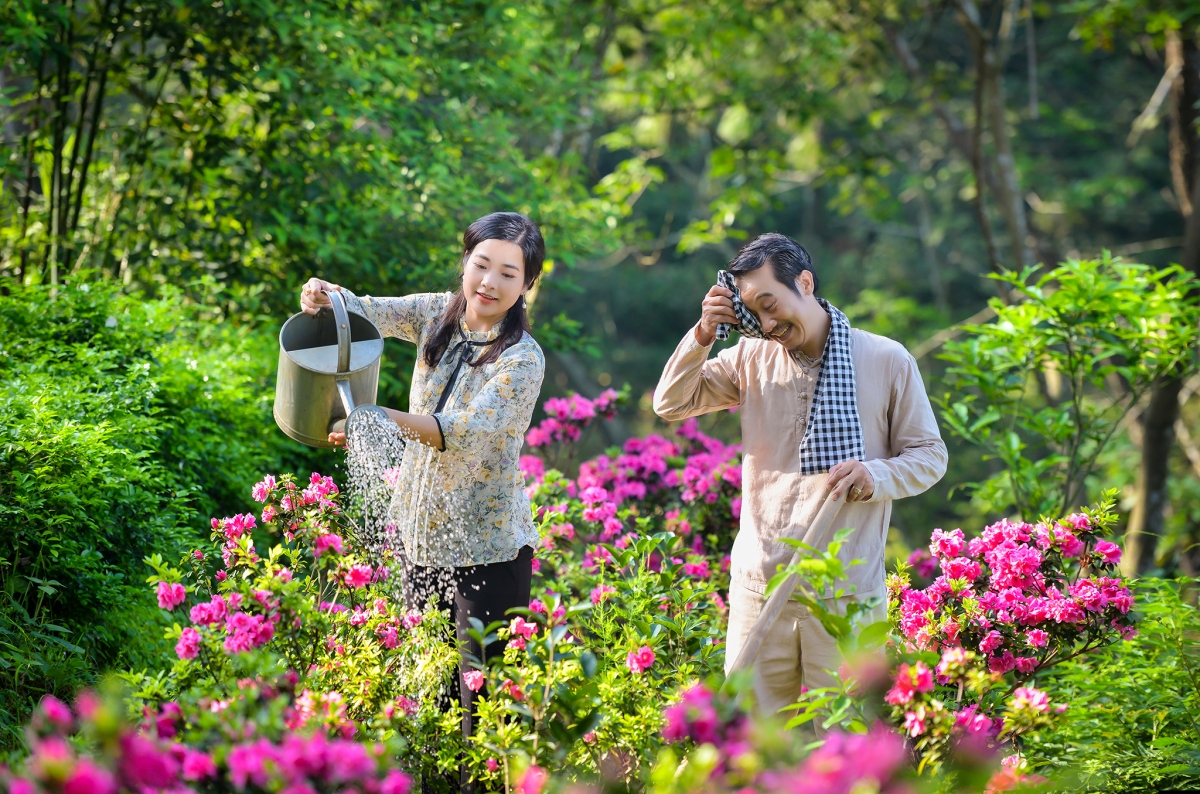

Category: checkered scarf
[714, 270, 865, 474]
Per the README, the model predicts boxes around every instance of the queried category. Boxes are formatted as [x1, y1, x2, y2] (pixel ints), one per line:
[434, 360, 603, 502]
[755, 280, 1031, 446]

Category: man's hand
[301, 277, 341, 315]
[827, 460, 874, 502]
[694, 285, 740, 347]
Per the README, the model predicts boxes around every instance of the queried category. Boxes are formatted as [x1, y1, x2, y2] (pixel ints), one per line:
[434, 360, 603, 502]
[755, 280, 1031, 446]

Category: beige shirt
[654, 324, 948, 596]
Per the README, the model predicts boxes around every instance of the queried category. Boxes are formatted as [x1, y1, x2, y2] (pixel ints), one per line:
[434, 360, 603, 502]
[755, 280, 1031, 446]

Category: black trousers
[403, 545, 534, 737]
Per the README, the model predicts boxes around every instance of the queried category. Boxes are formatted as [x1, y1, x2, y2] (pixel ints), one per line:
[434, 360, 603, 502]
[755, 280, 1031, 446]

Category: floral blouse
[341, 290, 544, 567]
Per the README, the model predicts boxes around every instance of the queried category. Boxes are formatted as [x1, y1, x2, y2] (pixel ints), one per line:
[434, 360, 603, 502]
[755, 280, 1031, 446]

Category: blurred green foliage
[0, 280, 312, 748]
[939, 257, 1200, 519]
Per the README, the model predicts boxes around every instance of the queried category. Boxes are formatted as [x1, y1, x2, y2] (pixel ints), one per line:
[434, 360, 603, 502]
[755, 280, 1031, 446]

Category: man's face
[735, 266, 821, 353]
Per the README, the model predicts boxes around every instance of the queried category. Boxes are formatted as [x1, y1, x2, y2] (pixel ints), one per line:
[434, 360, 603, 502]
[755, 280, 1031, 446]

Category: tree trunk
[1126, 31, 1200, 576]
[955, 0, 1037, 270]
[1125, 379, 1184, 576]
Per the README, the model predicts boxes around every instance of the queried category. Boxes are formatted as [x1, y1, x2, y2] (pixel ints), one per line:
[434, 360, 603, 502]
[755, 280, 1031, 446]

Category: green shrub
[1025, 578, 1200, 792]
[0, 280, 315, 749]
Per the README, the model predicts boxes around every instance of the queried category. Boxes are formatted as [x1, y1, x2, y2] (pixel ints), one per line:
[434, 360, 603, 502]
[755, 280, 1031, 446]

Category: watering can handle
[326, 289, 352, 374]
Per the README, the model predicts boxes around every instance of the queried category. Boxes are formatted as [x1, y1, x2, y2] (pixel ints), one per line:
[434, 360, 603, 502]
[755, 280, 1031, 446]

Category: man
[654, 233, 947, 718]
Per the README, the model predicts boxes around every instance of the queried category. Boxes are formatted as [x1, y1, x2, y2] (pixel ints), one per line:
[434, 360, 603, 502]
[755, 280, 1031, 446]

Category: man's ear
[797, 270, 815, 296]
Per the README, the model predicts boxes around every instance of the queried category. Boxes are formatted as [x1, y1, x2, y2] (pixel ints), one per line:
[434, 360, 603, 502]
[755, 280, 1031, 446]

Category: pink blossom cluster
[894, 516, 1136, 671]
[525, 389, 620, 448]
[155, 582, 186, 610]
[760, 724, 909, 794]
[508, 616, 538, 650]
[625, 645, 655, 674]
[883, 513, 1133, 761]
[662, 683, 747, 753]
[11, 692, 412, 794]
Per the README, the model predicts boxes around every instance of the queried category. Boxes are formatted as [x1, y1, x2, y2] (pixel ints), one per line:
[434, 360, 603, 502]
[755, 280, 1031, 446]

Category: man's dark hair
[727, 233, 819, 294]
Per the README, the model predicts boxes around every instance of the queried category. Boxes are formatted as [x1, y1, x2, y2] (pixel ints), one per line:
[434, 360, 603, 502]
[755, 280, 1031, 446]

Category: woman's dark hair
[727, 232, 819, 294]
[423, 212, 545, 369]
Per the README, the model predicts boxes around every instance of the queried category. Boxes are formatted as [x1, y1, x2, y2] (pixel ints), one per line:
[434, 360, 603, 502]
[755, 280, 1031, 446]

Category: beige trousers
[724, 578, 886, 721]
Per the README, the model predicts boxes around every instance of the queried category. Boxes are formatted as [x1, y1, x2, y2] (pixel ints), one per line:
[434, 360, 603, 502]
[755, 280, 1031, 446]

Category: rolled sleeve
[653, 324, 742, 421]
[862, 353, 948, 502]
[434, 347, 545, 453]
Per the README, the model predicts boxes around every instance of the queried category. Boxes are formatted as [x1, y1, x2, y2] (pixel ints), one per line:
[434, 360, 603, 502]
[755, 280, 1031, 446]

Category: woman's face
[462, 238, 527, 328]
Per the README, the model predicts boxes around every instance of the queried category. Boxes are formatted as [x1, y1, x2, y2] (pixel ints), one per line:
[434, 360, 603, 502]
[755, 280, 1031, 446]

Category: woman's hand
[327, 431, 347, 447]
[301, 277, 341, 315]
[827, 459, 875, 502]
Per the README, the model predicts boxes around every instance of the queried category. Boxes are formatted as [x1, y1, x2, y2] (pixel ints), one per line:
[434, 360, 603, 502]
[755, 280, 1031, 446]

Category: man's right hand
[300, 277, 341, 315]
[694, 285, 739, 347]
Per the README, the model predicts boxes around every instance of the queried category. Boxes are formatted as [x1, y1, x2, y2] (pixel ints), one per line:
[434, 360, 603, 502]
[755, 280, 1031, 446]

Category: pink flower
[1025, 629, 1049, 648]
[343, 564, 373, 588]
[223, 612, 274, 653]
[904, 709, 927, 737]
[381, 771, 413, 794]
[1055, 525, 1085, 557]
[581, 486, 609, 505]
[38, 695, 73, 731]
[979, 630, 1004, 655]
[251, 475, 276, 502]
[401, 610, 422, 630]
[156, 581, 186, 610]
[591, 584, 616, 605]
[182, 749, 217, 781]
[190, 595, 228, 625]
[929, 528, 965, 558]
[378, 624, 400, 649]
[1094, 540, 1122, 565]
[63, 760, 116, 794]
[907, 549, 938, 579]
[486, 758, 500, 773]
[885, 662, 933, 705]
[463, 670, 485, 692]
[118, 733, 178, 788]
[515, 765, 547, 794]
[510, 616, 537, 640]
[942, 556, 982, 581]
[626, 645, 655, 674]
[261, 505, 277, 523]
[1014, 656, 1039, 674]
[314, 533, 344, 558]
[988, 651, 1017, 674]
[176, 628, 201, 660]
[1063, 513, 1092, 532]
[1010, 686, 1050, 713]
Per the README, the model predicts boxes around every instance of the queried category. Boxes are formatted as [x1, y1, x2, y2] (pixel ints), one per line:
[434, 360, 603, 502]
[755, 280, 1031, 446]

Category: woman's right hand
[300, 277, 341, 315]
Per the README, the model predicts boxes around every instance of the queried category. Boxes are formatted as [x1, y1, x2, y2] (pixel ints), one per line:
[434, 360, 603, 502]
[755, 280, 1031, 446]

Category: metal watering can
[273, 289, 385, 448]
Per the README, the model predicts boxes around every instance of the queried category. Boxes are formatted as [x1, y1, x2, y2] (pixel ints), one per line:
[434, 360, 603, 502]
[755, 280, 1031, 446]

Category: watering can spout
[273, 289, 384, 448]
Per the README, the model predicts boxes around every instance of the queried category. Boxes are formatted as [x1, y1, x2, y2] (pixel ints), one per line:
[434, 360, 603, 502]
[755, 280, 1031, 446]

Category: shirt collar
[459, 314, 503, 344]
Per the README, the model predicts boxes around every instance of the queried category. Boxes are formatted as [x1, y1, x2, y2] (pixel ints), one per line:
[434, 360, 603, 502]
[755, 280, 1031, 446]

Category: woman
[299, 211, 545, 737]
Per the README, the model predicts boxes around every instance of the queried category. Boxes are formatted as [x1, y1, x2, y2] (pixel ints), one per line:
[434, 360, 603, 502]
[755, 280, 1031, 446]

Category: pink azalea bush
[7, 390, 1142, 793]
[3, 691, 413, 794]
[876, 496, 1136, 770]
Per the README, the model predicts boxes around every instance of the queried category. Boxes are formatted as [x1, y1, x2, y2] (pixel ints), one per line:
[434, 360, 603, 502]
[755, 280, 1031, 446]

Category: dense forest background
[3, 0, 1199, 574]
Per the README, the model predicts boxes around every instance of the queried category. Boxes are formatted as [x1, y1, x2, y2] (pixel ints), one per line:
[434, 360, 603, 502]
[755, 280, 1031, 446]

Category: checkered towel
[713, 270, 865, 474]
[715, 270, 768, 341]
